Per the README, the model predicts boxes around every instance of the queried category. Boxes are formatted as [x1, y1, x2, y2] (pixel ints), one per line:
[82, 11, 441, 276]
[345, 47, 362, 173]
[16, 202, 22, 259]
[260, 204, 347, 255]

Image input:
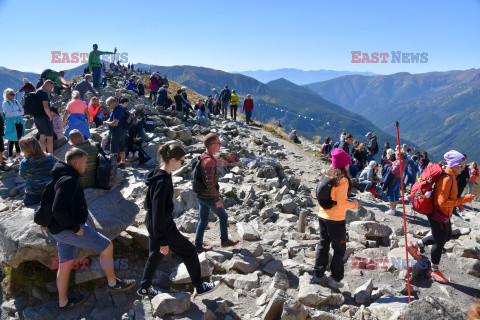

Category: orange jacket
[318, 177, 356, 221]
[434, 167, 473, 218]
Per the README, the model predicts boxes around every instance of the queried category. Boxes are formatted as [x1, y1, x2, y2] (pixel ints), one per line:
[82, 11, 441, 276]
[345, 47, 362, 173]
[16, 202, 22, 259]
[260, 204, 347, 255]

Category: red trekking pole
[396, 121, 412, 303]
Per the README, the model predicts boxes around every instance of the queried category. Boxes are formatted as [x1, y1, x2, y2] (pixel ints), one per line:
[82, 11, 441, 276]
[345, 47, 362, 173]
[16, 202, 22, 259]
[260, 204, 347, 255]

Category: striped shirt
[19, 154, 57, 196]
[76, 140, 99, 188]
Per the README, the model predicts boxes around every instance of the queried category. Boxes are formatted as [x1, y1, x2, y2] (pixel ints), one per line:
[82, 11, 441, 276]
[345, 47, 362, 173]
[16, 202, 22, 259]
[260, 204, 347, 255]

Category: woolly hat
[331, 149, 351, 169]
[444, 150, 465, 168]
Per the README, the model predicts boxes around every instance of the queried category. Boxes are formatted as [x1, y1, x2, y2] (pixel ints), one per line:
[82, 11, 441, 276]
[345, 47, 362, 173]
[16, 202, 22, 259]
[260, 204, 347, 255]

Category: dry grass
[140, 75, 206, 105]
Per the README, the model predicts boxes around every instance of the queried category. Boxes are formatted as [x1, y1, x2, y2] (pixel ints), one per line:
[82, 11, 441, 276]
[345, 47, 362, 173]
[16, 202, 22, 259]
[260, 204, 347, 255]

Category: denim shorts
[49, 225, 110, 262]
[387, 178, 401, 202]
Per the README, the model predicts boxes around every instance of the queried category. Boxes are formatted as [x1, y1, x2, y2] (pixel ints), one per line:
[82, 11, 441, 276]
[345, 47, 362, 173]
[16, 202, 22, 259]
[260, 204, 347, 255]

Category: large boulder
[151, 292, 191, 318]
[0, 188, 139, 268]
[349, 221, 392, 238]
[170, 252, 214, 284]
[297, 275, 344, 307]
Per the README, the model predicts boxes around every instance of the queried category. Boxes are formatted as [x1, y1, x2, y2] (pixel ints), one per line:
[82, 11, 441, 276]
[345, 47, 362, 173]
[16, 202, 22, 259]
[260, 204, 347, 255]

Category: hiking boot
[59, 295, 87, 312]
[311, 275, 330, 285]
[197, 245, 213, 254]
[327, 277, 344, 289]
[108, 278, 136, 292]
[427, 268, 449, 284]
[407, 242, 422, 260]
[196, 281, 220, 296]
[137, 286, 161, 297]
[221, 239, 239, 248]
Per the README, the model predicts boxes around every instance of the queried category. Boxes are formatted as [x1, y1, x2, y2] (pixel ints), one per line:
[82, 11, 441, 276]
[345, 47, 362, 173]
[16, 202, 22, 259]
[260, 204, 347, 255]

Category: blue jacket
[406, 159, 419, 177]
[380, 164, 394, 192]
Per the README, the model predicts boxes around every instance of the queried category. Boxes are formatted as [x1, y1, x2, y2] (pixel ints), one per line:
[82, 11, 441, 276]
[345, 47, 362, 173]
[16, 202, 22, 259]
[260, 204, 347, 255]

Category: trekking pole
[396, 121, 412, 303]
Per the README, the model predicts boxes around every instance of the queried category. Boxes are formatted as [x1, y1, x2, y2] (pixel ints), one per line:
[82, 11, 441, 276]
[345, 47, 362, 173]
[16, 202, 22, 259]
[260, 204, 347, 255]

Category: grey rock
[297, 275, 343, 307]
[263, 260, 285, 275]
[349, 221, 393, 238]
[270, 272, 290, 290]
[281, 199, 298, 215]
[234, 272, 260, 290]
[262, 289, 288, 320]
[458, 257, 480, 277]
[354, 279, 374, 304]
[170, 252, 214, 284]
[126, 226, 149, 250]
[281, 299, 308, 320]
[237, 222, 261, 240]
[345, 207, 376, 224]
[227, 254, 259, 273]
[151, 292, 191, 317]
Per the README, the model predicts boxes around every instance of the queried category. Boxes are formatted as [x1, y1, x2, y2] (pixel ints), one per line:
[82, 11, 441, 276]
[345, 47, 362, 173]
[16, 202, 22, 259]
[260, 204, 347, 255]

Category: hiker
[69, 130, 99, 189]
[35, 80, 55, 154]
[352, 139, 360, 152]
[419, 151, 430, 173]
[230, 89, 239, 120]
[136, 79, 145, 97]
[125, 78, 136, 92]
[321, 137, 332, 156]
[456, 153, 470, 197]
[340, 129, 347, 142]
[404, 154, 420, 188]
[382, 150, 408, 215]
[48, 148, 135, 310]
[36, 69, 66, 95]
[19, 137, 56, 206]
[174, 89, 192, 120]
[0, 103, 4, 169]
[380, 141, 392, 166]
[352, 142, 368, 173]
[139, 143, 220, 297]
[212, 88, 220, 115]
[288, 130, 301, 144]
[468, 162, 479, 194]
[365, 132, 378, 162]
[2, 88, 25, 162]
[114, 90, 123, 104]
[63, 91, 90, 139]
[194, 133, 239, 253]
[51, 107, 67, 150]
[88, 97, 104, 128]
[219, 85, 231, 119]
[205, 96, 214, 114]
[408, 150, 475, 284]
[312, 148, 362, 289]
[162, 75, 169, 87]
[103, 97, 127, 167]
[89, 44, 116, 88]
[181, 87, 194, 119]
[196, 99, 208, 119]
[126, 111, 144, 159]
[242, 94, 254, 125]
[358, 161, 380, 195]
[156, 85, 171, 109]
[338, 134, 353, 156]
[149, 73, 161, 102]
[17, 78, 35, 105]
[73, 74, 98, 104]
[277, 120, 282, 128]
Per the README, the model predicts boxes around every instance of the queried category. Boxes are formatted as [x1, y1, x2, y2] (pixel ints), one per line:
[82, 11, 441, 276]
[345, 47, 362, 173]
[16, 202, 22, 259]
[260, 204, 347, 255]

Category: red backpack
[410, 163, 452, 215]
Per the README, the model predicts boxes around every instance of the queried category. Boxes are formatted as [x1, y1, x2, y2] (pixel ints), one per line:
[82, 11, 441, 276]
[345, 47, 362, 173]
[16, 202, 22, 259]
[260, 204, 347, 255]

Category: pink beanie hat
[331, 149, 351, 169]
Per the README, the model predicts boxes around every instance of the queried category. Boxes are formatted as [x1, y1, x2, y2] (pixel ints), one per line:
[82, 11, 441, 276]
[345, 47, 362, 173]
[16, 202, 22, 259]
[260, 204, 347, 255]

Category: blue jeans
[367, 154, 374, 163]
[359, 180, 373, 192]
[387, 178, 401, 202]
[245, 111, 252, 124]
[195, 198, 229, 250]
[468, 182, 476, 194]
[197, 110, 208, 118]
[24, 193, 42, 206]
[404, 173, 415, 187]
[92, 66, 101, 88]
[349, 165, 359, 178]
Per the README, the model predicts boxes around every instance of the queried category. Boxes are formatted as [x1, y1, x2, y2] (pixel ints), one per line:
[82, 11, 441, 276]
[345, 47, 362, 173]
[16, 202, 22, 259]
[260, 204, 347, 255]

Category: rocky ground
[1, 70, 479, 320]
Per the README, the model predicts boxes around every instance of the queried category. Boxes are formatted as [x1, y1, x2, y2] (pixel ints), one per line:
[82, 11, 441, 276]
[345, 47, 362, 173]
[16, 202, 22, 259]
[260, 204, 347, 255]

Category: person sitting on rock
[47, 148, 135, 311]
[126, 110, 144, 160]
[288, 130, 301, 144]
[194, 133, 239, 253]
[205, 95, 214, 114]
[51, 107, 67, 150]
[19, 136, 57, 206]
[138, 143, 220, 297]
[196, 98, 208, 119]
[156, 85, 172, 109]
[63, 90, 91, 139]
[312, 148, 362, 289]
[136, 79, 145, 97]
[358, 160, 380, 196]
[88, 97, 104, 128]
[408, 150, 475, 284]
[69, 129, 99, 189]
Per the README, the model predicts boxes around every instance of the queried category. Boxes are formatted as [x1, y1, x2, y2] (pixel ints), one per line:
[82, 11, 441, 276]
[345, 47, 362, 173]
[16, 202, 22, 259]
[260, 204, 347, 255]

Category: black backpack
[122, 108, 134, 130]
[23, 92, 41, 116]
[33, 179, 56, 228]
[191, 156, 207, 194]
[315, 177, 337, 209]
[96, 147, 118, 190]
[142, 118, 155, 132]
[221, 89, 231, 102]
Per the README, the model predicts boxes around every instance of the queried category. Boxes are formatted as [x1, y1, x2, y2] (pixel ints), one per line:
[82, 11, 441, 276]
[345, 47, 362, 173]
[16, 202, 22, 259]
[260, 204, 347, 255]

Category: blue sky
[0, 0, 479, 74]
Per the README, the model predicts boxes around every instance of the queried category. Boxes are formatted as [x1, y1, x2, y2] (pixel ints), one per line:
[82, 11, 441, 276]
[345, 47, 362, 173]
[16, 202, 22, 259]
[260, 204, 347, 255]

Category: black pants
[141, 230, 202, 290]
[126, 138, 143, 154]
[93, 116, 103, 128]
[230, 105, 238, 120]
[314, 218, 346, 282]
[8, 123, 23, 157]
[421, 215, 452, 265]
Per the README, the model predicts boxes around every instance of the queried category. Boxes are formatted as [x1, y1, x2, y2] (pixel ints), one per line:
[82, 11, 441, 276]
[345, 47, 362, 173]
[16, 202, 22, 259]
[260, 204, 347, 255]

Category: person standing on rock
[230, 89, 239, 121]
[47, 148, 135, 311]
[219, 85, 231, 119]
[88, 44, 116, 88]
[2, 88, 25, 162]
[139, 143, 221, 297]
[312, 148, 362, 289]
[194, 133, 239, 253]
[242, 94, 254, 125]
[365, 132, 378, 162]
[408, 150, 475, 284]
[382, 150, 408, 215]
[340, 129, 347, 142]
[35, 80, 55, 154]
[103, 97, 127, 167]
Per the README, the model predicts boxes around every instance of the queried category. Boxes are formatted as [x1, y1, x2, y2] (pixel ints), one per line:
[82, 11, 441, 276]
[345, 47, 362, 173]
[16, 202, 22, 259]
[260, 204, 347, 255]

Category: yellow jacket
[230, 93, 239, 106]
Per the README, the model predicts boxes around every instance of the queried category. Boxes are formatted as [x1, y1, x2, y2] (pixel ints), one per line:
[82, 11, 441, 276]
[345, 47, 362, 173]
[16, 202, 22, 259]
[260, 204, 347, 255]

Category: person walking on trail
[365, 132, 378, 162]
[63, 90, 91, 139]
[35, 80, 55, 154]
[88, 44, 117, 88]
[2, 88, 25, 162]
[48, 148, 135, 311]
[468, 162, 479, 195]
[408, 150, 475, 284]
[219, 85, 231, 119]
[139, 143, 220, 297]
[194, 133, 239, 253]
[312, 148, 362, 289]
[242, 94, 254, 125]
[382, 150, 408, 215]
[230, 89, 239, 121]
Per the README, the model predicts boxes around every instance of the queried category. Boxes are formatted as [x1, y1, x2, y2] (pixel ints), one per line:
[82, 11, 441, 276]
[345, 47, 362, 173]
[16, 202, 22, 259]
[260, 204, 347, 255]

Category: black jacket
[156, 87, 170, 107]
[367, 136, 378, 156]
[136, 83, 145, 96]
[144, 168, 177, 246]
[49, 161, 88, 234]
[338, 141, 351, 156]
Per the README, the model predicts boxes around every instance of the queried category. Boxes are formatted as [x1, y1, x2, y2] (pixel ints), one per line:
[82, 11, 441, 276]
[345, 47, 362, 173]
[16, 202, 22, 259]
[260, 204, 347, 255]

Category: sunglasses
[8, 93, 14, 96]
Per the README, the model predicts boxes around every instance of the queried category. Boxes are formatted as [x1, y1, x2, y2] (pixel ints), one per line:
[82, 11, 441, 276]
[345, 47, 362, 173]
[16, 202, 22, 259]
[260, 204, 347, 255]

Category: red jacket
[197, 152, 220, 202]
[88, 104, 103, 122]
[469, 168, 479, 183]
[242, 98, 254, 112]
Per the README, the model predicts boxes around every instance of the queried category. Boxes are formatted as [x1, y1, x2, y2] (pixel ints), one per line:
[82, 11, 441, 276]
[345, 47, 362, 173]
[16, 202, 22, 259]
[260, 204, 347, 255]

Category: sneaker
[385, 209, 396, 216]
[197, 245, 213, 254]
[134, 151, 139, 158]
[327, 277, 344, 289]
[427, 268, 449, 284]
[196, 281, 220, 296]
[118, 162, 126, 168]
[7, 157, 14, 163]
[221, 239, 239, 248]
[311, 275, 330, 285]
[407, 242, 422, 260]
[59, 295, 87, 312]
[137, 286, 161, 297]
[108, 278, 136, 292]
[128, 152, 134, 158]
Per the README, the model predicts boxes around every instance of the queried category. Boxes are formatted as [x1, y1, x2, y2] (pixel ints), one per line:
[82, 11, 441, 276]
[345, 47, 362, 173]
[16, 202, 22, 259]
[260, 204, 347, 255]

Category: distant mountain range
[235, 68, 376, 85]
[305, 69, 480, 161]
[0, 69, 39, 98]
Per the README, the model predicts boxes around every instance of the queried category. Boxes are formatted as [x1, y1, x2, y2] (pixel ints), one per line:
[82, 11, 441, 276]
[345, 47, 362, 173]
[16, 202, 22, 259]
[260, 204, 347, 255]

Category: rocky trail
[1, 70, 479, 320]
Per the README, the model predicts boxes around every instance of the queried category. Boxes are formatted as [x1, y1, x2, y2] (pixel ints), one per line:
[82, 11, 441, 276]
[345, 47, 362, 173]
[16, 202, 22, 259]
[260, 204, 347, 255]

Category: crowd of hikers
[0, 44, 479, 314]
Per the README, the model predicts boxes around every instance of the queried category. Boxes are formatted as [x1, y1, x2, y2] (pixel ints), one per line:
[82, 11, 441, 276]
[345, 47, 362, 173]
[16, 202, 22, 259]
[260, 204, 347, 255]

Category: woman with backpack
[312, 148, 362, 289]
[2, 88, 25, 163]
[138, 142, 220, 297]
[408, 150, 475, 283]
[321, 137, 332, 156]
[468, 162, 479, 195]
[382, 150, 408, 215]
[420, 151, 430, 173]
[63, 90, 91, 139]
